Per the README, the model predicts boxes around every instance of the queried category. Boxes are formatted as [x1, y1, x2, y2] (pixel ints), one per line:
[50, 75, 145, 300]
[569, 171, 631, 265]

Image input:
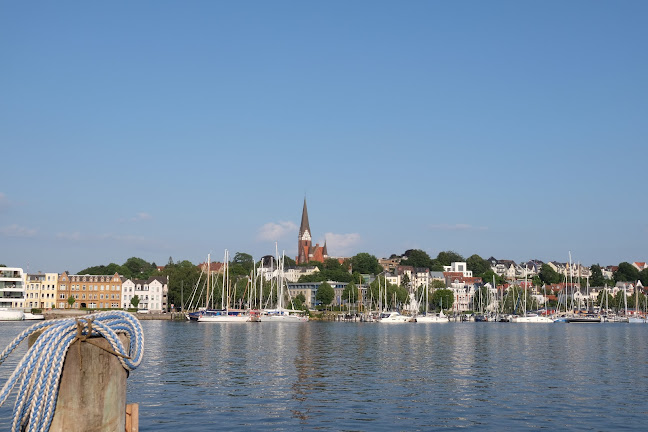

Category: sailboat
[261, 248, 308, 322]
[376, 276, 413, 323]
[198, 250, 252, 323]
[512, 267, 552, 323]
[415, 279, 448, 323]
[628, 282, 646, 323]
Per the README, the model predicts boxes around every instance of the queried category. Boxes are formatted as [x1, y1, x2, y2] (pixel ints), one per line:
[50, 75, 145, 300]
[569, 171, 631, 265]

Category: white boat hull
[262, 313, 308, 322]
[0, 308, 25, 321]
[197, 314, 250, 323]
[379, 312, 413, 323]
[416, 314, 448, 323]
[511, 315, 553, 323]
[24, 313, 44, 320]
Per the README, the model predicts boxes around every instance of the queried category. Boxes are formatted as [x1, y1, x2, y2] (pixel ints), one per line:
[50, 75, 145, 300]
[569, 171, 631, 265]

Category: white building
[0, 267, 26, 308]
[443, 262, 473, 277]
[283, 266, 320, 283]
[449, 282, 473, 313]
[122, 276, 168, 312]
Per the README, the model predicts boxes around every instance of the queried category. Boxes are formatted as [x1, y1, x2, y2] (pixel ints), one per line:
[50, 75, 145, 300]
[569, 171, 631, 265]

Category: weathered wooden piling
[47, 334, 130, 432]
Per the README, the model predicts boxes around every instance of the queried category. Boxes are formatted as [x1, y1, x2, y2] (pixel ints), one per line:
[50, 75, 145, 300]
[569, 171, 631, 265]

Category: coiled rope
[0, 310, 144, 432]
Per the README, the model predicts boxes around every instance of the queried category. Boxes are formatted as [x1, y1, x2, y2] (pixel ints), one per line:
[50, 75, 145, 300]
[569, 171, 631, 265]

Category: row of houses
[380, 255, 648, 281]
[0, 267, 168, 312]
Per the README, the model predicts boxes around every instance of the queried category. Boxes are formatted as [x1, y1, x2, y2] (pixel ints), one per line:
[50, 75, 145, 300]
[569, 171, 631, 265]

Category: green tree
[613, 289, 628, 312]
[401, 273, 410, 288]
[480, 270, 505, 286]
[431, 279, 446, 289]
[78, 262, 129, 276]
[395, 285, 409, 305]
[500, 286, 538, 314]
[350, 253, 382, 274]
[283, 256, 297, 267]
[67, 295, 76, 308]
[160, 260, 202, 308]
[323, 258, 344, 271]
[232, 252, 255, 274]
[234, 277, 249, 308]
[123, 257, 157, 279]
[131, 295, 140, 308]
[436, 251, 465, 267]
[589, 264, 606, 287]
[342, 281, 359, 304]
[539, 264, 562, 284]
[641, 268, 648, 286]
[596, 289, 614, 309]
[368, 276, 402, 310]
[466, 254, 491, 277]
[614, 262, 640, 283]
[431, 289, 454, 311]
[473, 286, 492, 313]
[292, 293, 307, 310]
[316, 281, 335, 307]
[401, 249, 434, 269]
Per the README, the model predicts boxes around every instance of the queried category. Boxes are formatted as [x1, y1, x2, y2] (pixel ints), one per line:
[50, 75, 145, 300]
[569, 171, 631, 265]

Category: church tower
[297, 198, 312, 265]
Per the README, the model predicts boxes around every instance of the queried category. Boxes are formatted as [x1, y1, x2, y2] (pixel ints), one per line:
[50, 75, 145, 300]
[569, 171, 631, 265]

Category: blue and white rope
[0, 310, 144, 432]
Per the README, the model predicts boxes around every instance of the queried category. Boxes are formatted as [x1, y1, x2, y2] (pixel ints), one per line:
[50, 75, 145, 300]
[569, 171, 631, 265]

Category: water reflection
[2, 320, 647, 430]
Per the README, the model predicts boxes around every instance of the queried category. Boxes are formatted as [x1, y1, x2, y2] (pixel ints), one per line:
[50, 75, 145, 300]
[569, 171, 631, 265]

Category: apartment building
[25, 273, 58, 309]
[121, 276, 169, 312]
[57, 272, 122, 309]
[0, 267, 25, 308]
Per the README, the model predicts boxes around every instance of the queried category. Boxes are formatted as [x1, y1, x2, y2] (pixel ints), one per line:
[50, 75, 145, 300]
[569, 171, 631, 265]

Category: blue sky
[1, 1, 646, 273]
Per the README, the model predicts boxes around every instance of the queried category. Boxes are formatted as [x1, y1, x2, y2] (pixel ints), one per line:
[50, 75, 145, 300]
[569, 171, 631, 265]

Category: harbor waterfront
[2, 320, 647, 431]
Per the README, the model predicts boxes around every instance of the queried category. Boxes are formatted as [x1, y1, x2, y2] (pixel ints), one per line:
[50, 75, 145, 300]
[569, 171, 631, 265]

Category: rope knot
[74, 317, 95, 342]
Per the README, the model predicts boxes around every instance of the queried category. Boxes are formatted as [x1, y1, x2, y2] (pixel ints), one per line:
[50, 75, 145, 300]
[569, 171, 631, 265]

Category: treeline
[75, 252, 648, 310]
[79, 257, 159, 280]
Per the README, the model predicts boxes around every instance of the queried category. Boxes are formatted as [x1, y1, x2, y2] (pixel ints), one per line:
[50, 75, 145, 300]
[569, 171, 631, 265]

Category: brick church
[296, 199, 328, 265]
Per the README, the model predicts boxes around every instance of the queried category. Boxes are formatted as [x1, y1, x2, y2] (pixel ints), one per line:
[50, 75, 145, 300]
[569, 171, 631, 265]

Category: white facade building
[283, 266, 320, 283]
[443, 262, 473, 277]
[0, 267, 26, 308]
[449, 282, 474, 313]
[122, 276, 168, 312]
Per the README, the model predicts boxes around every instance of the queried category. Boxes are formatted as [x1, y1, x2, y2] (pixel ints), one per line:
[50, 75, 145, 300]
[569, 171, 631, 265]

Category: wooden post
[48, 334, 129, 432]
[125, 403, 139, 432]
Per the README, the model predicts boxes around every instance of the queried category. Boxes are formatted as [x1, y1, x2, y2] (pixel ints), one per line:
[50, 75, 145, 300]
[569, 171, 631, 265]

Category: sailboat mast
[222, 250, 227, 310]
[206, 253, 211, 309]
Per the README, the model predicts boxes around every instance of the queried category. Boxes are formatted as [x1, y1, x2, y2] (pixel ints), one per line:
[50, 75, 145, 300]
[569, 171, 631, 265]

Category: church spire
[297, 198, 313, 265]
[299, 198, 311, 241]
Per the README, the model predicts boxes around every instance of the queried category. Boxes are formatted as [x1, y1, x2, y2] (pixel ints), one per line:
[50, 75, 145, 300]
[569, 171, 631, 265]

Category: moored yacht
[378, 311, 413, 323]
[197, 309, 251, 323]
[511, 313, 553, 323]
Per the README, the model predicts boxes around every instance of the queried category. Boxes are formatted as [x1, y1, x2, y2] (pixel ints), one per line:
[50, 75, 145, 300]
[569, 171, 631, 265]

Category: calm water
[2, 320, 648, 431]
